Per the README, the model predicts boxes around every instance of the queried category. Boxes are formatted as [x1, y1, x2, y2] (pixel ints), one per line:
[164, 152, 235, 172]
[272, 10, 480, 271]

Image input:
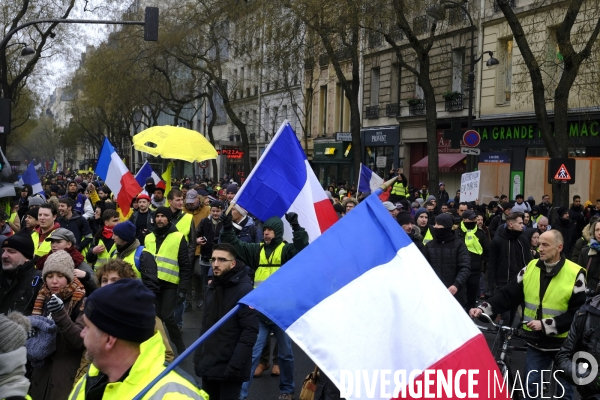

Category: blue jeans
[239, 318, 294, 399]
[524, 346, 573, 400]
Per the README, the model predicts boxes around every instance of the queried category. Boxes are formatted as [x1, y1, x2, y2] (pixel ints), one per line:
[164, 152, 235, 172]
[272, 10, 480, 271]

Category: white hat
[382, 201, 396, 211]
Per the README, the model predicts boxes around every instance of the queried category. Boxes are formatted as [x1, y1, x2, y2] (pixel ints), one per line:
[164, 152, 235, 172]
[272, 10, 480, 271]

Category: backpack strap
[134, 246, 145, 271]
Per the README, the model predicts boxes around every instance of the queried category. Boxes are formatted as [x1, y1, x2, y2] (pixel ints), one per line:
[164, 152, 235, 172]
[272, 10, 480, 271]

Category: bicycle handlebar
[476, 312, 527, 335]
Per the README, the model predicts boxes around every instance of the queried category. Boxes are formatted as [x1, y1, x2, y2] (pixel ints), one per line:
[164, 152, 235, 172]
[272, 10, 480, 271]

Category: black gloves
[220, 212, 233, 230]
[285, 212, 300, 231]
[47, 295, 64, 313]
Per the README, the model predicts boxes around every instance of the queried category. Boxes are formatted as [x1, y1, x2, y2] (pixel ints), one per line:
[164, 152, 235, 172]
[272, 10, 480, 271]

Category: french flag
[20, 162, 44, 197]
[358, 163, 384, 194]
[240, 191, 508, 400]
[135, 161, 162, 188]
[95, 137, 142, 215]
[233, 121, 337, 242]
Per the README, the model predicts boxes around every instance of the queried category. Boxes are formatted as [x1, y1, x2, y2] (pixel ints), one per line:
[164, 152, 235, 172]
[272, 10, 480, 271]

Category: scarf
[507, 227, 523, 240]
[590, 239, 600, 252]
[35, 246, 85, 270]
[102, 225, 114, 239]
[186, 202, 200, 211]
[32, 279, 86, 317]
[434, 227, 454, 243]
[0, 347, 30, 399]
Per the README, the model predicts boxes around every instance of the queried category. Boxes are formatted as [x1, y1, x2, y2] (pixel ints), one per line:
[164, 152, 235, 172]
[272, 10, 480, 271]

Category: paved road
[176, 302, 581, 399]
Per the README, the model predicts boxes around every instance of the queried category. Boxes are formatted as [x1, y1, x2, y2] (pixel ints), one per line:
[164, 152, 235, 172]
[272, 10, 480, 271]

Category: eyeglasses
[210, 257, 235, 263]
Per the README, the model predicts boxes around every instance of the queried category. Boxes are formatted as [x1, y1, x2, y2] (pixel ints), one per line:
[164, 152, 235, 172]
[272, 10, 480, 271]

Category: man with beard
[554, 207, 577, 260]
[64, 181, 94, 220]
[0, 230, 41, 315]
[151, 183, 168, 210]
[569, 195, 586, 239]
[397, 213, 426, 256]
[32, 203, 61, 258]
[183, 189, 210, 310]
[70, 279, 207, 400]
[531, 205, 543, 228]
[23, 208, 39, 232]
[129, 193, 153, 244]
[540, 194, 553, 217]
[414, 207, 433, 245]
[220, 212, 308, 400]
[143, 207, 190, 355]
[487, 212, 532, 324]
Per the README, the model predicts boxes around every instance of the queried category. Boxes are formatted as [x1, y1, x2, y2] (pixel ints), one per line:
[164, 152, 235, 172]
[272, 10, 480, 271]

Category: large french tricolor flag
[95, 137, 142, 215]
[358, 163, 383, 194]
[233, 121, 337, 242]
[240, 191, 508, 400]
[135, 161, 162, 188]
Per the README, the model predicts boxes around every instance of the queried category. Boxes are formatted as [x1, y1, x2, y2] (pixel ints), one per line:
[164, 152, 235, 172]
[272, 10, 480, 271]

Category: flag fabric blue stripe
[135, 161, 152, 187]
[358, 164, 374, 193]
[239, 193, 412, 330]
[23, 163, 43, 193]
[95, 138, 114, 179]
[235, 124, 307, 222]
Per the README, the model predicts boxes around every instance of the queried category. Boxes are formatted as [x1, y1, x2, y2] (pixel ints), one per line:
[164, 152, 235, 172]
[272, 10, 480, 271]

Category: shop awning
[412, 153, 467, 173]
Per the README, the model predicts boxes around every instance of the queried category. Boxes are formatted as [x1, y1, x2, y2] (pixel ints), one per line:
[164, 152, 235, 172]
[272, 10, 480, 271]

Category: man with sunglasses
[194, 243, 258, 400]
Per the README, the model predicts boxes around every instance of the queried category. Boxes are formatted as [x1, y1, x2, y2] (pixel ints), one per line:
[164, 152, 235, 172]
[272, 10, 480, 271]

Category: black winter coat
[555, 296, 600, 399]
[487, 228, 532, 294]
[424, 234, 471, 306]
[456, 227, 491, 275]
[554, 218, 577, 259]
[0, 260, 42, 315]
[193, 264, 258, 381]
[578, 246, 600, 293]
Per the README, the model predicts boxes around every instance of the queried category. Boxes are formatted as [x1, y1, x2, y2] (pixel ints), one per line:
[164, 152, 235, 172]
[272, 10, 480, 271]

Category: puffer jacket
[424, 233, 471, 306]
[571, 222, 592, 263]
[193, 263, 258, 381]
[578, 245, 600, 293]
[555, 295, 600, 399]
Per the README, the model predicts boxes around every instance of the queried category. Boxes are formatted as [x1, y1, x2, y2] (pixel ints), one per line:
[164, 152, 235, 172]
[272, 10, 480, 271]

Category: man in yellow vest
[414, 208, 433, 245]
[69, 278, 208, 400]
[31, 203, 60, 258]
[144, 206, 190, 356]
[456, 210, 490, 310]
[220, 211, 308, 400]
[388, 167, 408, 204]
[111, 221, 159, 298]
[470, 230, 586, 400]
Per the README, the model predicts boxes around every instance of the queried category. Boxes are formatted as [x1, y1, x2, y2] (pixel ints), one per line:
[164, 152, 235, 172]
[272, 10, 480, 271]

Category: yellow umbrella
[133, 126, 218, 163]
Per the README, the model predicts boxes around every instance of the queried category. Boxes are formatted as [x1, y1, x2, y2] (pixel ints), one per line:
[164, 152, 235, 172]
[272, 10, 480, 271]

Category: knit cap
[2, 229, 35, 260]
[42, 250, 74, 283]
[435, 213, 454, 229]
[426, 195, 436, 202]
[0, 312, 30, 353]
[154, 206, 172, 222]
[113, 221, 137, 243]
[226, 184, 238, 194]
[396, 212, 414, 227]
[84, 279, 155, 343]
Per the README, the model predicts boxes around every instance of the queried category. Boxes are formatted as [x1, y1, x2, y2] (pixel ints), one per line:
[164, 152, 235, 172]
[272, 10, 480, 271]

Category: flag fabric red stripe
[313, 198, 339, 233]
[117, 172, 141, 215]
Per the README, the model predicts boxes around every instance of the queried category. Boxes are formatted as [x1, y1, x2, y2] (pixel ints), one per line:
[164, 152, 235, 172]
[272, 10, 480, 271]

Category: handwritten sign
[460, 171, 480, 203]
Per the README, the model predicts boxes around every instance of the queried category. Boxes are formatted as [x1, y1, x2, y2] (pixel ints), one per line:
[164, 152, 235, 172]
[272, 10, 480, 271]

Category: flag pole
[132, 304, 241, 400]
[357, 163, 362, 198]
[376, 176, 397, 198]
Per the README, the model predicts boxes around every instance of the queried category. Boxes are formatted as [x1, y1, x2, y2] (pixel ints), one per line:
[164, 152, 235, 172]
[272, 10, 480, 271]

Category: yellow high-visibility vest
[145, 231, 184, 284]
[255, 243, 285, 288]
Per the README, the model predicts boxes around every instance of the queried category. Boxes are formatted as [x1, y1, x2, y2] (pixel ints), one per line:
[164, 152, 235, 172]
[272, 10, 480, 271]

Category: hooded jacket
[193, 263, 258, 381]
[219, 216, 309, 274]
[0, 260, 42, 315]
[487, 227, 532, 294]
[58, 210, 93, 251]
[554, 216, 577, 259]
[571, 222, 592, 263]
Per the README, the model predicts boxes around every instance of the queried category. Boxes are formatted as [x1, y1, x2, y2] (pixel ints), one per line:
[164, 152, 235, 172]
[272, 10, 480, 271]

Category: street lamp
[20, 47, 35, 57]
[426, 0, 499, 171]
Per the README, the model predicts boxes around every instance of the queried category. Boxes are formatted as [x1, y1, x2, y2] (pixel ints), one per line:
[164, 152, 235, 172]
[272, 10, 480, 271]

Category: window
[452, 48, 465, 93]
[282, 105, 288, 123]
[264, 108, 270, 139]
[319, 85, 328, 136]
[496, 39, 513, 105]
[370, 67, 380, 105]
[273, 107, 279, 131]
[415, 61, 424, 99]
[544, 28, 563, 99]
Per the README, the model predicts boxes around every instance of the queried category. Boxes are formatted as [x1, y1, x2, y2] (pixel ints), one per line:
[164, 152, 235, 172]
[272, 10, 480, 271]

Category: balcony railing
[319, 53, 329, 67]
[444, 94, 464, 111]
[386, 103, 400, 117]
[366, 105, 379, 119]
[408, 101, 425, 115]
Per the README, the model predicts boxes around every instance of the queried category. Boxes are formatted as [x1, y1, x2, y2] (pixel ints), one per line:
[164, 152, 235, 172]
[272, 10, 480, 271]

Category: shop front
[312, 139, 354, 187]
[474, 113, 600, 202]
[217, 146, 246, 182]
[360, 126, 400, 179]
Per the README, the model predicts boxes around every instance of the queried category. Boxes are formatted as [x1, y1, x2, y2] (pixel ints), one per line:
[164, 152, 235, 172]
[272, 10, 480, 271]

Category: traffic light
[144, 7, 159, 41]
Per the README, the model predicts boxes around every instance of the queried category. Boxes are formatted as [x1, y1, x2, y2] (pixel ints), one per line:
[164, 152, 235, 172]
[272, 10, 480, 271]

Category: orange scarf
[32, 278, 86, 317]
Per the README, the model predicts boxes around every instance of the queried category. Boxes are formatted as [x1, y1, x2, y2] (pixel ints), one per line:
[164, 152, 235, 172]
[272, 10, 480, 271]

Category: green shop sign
[477, 119, 600, 147]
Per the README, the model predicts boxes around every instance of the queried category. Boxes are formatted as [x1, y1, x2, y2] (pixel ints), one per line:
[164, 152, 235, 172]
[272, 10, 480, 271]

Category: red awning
[412, 153, 466, 173]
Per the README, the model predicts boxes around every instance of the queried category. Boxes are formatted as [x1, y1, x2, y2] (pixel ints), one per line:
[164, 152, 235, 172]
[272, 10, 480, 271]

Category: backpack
[133, 246, 145, 271]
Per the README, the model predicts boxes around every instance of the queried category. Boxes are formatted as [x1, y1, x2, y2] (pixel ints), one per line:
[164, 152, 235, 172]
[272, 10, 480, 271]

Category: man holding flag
[219, 211, 308, 400]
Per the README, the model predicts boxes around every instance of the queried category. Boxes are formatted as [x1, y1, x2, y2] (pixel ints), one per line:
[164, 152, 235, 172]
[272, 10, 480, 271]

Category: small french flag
[95, 138, 142, 215]
[233, 121, 338, 242]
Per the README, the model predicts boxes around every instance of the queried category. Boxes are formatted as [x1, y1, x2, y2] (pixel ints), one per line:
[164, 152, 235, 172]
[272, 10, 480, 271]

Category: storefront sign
[479, 152, 510, 163]
[437, 131, 461, 154]
[336, 132, 353, 141]
[376, 156, 387, 168]
[361, 126, 399, 146]
[217, 149, 244, 159]
[313, 142, 353, 162]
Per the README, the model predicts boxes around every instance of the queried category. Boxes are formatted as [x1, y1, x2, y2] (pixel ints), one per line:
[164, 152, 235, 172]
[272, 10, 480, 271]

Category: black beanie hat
[2, 229, 35, 260]
[84, 279, 155, 343]
[26, 208, 39, 219]
[435, 213, 454, 229]
[155, 206, 172, 222]
[113, 221, 137, 243]
[396, 212, 414, 226]
[557, 207, 569, 219]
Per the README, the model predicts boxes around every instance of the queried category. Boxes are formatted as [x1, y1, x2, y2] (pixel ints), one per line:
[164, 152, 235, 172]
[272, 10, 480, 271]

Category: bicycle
[476, 313, 529, 400]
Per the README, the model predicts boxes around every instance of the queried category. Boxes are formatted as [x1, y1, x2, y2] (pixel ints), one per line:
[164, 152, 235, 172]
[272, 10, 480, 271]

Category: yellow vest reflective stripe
[255, 242, 285, 288]
[522, 259, 583, 338]
[423, 228, 433, 245]
[391, 181, 407, 197]
[175, 213, 193, 242]
[95, 239, 117, 267]
[68, 332, 208, 400]
[145, 232, 183, 284]
[460, 222, 483, 255]
[31, 231, 53, 258]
